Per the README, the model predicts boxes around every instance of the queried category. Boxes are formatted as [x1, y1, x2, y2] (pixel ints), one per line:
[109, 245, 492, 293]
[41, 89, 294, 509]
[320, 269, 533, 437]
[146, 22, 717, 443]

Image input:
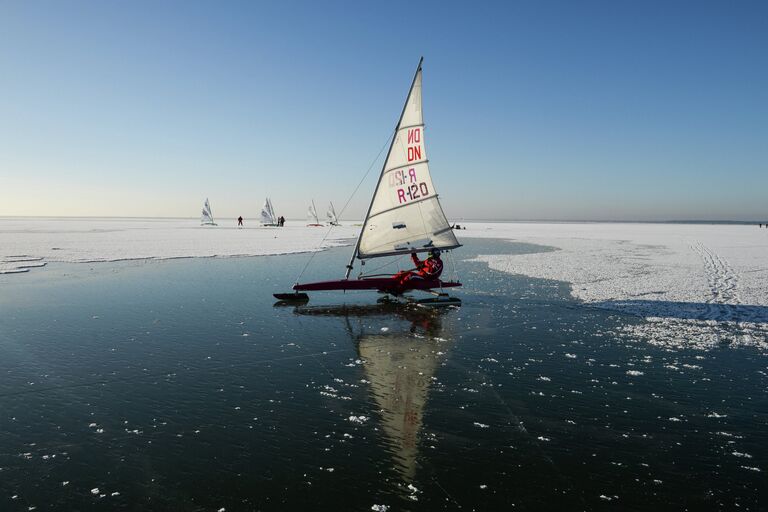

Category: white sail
[356, 60, 460, 259]
[260, 197, 276, 225]
[327, 202, 339, 225]
[267, 198, 277, 223]
[201, 198, 216, 226]
[307, 201, 320, 224]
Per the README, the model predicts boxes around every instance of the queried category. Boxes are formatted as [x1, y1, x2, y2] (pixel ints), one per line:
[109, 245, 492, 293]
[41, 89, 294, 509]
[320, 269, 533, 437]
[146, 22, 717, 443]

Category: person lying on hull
[395, 249, 444, 288]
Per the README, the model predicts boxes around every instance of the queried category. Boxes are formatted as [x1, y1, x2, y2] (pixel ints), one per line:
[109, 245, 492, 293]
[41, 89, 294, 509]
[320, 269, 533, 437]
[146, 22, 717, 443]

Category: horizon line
[0, 215, 765, 225]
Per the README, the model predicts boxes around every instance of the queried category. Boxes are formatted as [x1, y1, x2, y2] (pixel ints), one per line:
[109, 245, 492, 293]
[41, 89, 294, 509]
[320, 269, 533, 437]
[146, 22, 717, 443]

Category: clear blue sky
[1, 0, 766, 221]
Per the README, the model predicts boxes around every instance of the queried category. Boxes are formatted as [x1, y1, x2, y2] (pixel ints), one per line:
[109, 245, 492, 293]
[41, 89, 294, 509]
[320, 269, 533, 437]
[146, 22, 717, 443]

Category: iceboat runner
[275, 58, 461, 304]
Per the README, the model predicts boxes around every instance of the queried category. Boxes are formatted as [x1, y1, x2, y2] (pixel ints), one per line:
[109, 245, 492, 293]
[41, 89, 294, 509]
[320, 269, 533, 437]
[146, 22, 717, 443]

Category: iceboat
[275, 58, 461, 303]
[200, 198, 217, 226]
[327, 202, 340, 226]
[260, 197, 279, 226]
[307, 200, 324, 227]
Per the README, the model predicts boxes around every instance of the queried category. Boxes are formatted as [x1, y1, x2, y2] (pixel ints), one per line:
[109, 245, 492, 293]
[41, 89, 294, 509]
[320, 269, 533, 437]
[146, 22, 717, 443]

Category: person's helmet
[429, 249, 441, 258]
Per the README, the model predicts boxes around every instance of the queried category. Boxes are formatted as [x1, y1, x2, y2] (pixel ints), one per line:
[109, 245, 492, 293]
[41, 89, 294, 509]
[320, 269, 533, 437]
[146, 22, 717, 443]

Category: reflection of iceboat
[296, 303, 453, 482]
[359, 330, 446, 482]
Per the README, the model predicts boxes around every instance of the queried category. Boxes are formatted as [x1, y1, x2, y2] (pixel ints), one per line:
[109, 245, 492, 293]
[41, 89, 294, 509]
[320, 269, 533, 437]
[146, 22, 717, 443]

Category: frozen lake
[0, 233, 766, 510]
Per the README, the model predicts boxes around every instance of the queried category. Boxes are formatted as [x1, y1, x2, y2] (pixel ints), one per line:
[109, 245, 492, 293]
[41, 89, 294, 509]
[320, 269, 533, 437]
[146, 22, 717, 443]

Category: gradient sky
[1, 1, 766, 221]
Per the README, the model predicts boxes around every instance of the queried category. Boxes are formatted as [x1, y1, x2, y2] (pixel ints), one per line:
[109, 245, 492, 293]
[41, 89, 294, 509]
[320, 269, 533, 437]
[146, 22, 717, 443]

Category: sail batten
[359, 238, 462, 260]
[379, 160, 429, 175]
[398, 123, 425, 131]
[366, 193, 440, 220]
[353, 59, 459, 261]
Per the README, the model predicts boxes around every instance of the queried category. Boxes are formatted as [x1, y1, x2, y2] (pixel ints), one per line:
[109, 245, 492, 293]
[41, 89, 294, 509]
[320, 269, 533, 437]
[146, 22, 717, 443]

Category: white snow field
[0, 217, 358, 274]
[467, 222, 768, 349]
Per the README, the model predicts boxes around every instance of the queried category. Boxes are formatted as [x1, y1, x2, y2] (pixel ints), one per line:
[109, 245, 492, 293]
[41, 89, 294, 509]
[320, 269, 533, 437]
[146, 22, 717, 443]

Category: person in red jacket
[397, 249, 443, 288]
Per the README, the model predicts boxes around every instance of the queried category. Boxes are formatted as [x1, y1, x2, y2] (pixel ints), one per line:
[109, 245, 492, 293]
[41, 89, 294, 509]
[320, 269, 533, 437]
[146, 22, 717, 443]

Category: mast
[268, 198, 276, 223]
[345, 56, 424, 279]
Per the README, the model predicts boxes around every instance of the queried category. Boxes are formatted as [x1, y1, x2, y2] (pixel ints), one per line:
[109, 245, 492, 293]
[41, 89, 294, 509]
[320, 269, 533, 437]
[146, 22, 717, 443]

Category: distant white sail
[327, 202, 339, 225]
[201, 198, 217, 226]
[260, 197, 277, 225]
[356, 62, 459, 259]
[307, 200, 320, 224]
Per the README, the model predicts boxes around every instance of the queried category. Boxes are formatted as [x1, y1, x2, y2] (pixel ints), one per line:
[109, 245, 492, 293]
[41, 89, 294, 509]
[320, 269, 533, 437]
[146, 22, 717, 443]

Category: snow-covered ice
[468, 222, 768, 349]
[3, 218, 766, 348]
[0, 217, 357, 274]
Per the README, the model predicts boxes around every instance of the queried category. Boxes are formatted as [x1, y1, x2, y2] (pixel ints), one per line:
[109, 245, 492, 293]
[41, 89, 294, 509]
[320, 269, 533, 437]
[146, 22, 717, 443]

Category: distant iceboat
[201, 198, 217, 226]
[260, 197, 279, 226]
[307, 200, 323, 227]
[327, 202, 340, 226]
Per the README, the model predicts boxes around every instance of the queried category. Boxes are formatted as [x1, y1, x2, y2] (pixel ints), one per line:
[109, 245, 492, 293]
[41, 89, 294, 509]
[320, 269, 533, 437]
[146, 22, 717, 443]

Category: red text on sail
[390, 128, 430, 204]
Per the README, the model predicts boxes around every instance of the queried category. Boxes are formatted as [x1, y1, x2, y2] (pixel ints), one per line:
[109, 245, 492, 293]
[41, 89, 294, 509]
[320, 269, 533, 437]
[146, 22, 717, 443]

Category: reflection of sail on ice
[358, 332, 447, 482]
[327, 202, 339, 225]
[201, 198, 217, 226]
[353, 58, 460, 261]
[260, 197, 277, 226]
[292, 303, 454, 480]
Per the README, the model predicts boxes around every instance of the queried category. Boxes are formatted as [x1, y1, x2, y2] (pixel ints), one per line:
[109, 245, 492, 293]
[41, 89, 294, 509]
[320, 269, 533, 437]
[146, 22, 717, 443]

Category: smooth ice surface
[467, 222, 768, 348]
[0, 217, 358, 274]
[1, 240, 766, 511]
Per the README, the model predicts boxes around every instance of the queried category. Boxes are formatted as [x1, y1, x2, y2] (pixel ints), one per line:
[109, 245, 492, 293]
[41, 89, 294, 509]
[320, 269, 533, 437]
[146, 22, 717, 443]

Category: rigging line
[449, 250, 458, 281]
[335, 130, 393, 221]
[360, 254, 407, 277]
[416, 200, 429, 244]
[293, 129, 395, 284]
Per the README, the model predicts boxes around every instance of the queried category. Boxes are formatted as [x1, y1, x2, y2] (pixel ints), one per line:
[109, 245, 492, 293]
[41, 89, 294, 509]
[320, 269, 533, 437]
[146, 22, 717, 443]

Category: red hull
[293, 277, 461, 294]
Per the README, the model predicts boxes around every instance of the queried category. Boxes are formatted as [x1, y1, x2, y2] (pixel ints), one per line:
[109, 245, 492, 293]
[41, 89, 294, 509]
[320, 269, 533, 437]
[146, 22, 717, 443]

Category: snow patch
[469, 222, 768, 349]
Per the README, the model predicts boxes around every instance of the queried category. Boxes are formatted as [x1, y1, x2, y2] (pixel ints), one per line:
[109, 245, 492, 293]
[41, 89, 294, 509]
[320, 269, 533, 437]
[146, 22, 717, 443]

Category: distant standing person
[279, 216, 285, 227]
[238, 216, 243, 227]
